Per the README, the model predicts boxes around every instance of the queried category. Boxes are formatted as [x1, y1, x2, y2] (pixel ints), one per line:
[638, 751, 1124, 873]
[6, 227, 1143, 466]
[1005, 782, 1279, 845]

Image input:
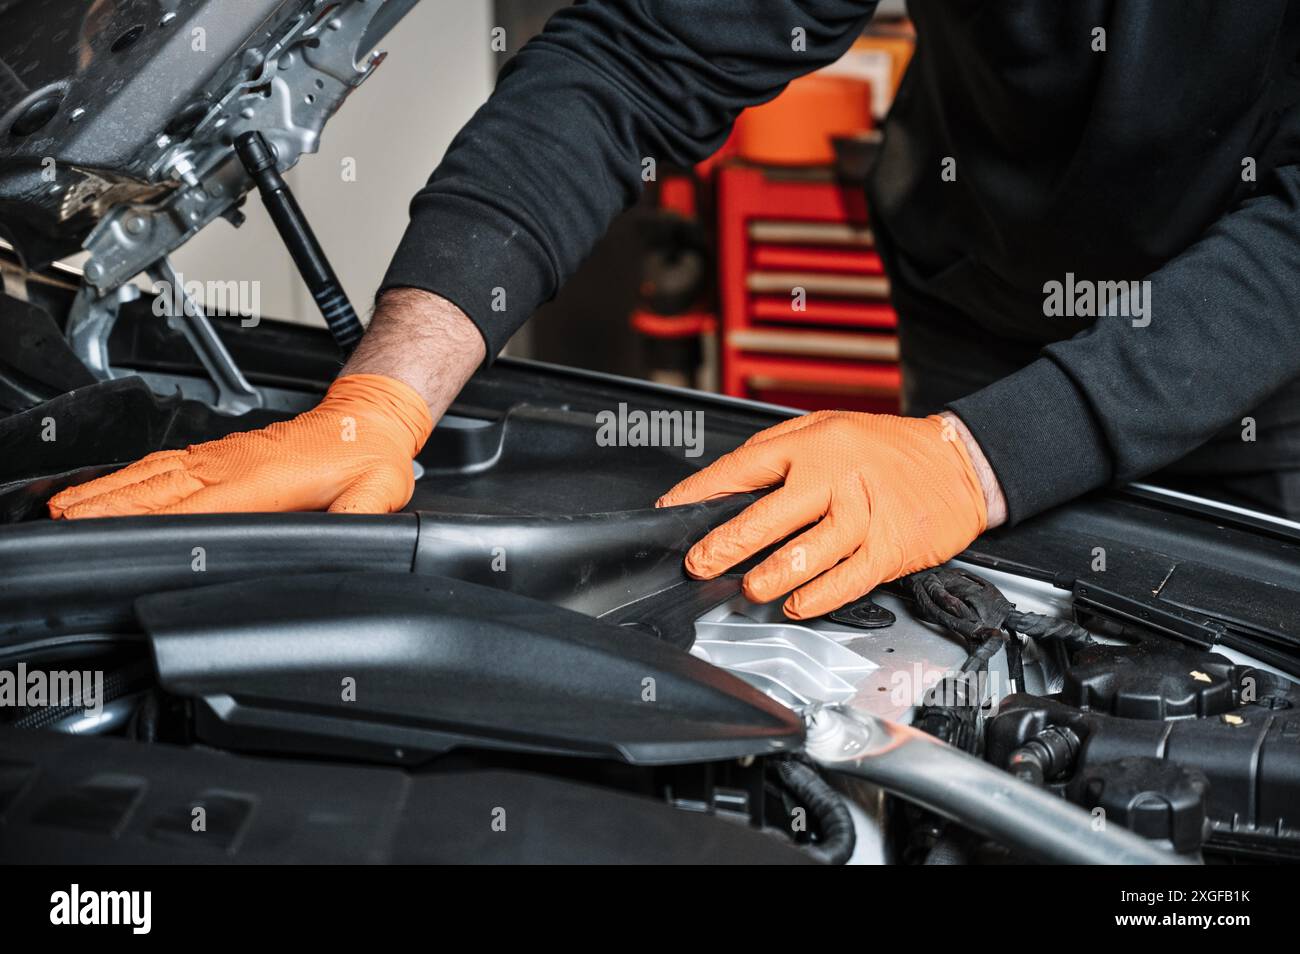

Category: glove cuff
[923, 414, 990, 537]
[327, 374, 435, 457]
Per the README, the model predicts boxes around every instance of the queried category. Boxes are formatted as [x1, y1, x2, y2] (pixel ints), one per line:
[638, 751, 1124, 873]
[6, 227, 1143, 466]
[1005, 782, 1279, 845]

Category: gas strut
[234, 130, 365, 352]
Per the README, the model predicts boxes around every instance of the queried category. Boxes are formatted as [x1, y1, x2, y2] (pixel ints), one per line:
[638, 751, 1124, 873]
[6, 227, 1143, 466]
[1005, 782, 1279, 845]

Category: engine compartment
[1, 0, 1296, 869]
[1, 278, 1299, 864]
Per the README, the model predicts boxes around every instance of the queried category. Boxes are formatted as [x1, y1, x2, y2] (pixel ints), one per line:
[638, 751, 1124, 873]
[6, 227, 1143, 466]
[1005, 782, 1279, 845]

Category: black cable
[909, 568, 1013, 645]
[1004, 609, 1096, 651]
[960, 627, 1008, 673]
[1005, 629, 1026, 690]
[908, 570, 1013, 752]
[773, 757, 856, 865]
[908, 568, 1098, 652]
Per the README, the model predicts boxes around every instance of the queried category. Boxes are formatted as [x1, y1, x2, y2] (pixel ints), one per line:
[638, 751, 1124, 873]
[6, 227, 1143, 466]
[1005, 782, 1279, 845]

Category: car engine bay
[0, 294, 1297, 863]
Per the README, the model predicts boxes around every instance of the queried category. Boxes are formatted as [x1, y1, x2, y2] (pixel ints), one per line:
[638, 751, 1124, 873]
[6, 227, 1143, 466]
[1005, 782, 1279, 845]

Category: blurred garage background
[175, 0, 913, 412]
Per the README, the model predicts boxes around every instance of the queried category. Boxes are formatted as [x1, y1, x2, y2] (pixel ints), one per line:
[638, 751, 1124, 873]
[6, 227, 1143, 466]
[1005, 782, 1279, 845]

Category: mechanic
[48, 2, 1300, 621]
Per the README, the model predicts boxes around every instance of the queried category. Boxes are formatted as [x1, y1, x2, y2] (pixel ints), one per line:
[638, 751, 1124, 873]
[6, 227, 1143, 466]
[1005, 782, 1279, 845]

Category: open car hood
[0, 0, 415, 275]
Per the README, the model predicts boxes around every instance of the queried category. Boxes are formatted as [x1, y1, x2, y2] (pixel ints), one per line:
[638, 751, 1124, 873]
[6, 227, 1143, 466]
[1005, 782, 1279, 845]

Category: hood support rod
[235, 130, 365, 353]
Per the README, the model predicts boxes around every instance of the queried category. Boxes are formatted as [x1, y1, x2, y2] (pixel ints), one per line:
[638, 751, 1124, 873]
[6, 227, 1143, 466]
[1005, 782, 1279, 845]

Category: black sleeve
[380, 0, 877, 359]
[950, 155, 1300, 523]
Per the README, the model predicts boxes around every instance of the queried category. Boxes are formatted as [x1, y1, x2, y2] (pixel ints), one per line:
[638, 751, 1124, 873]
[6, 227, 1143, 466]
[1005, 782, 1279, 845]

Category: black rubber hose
[774, 757, 856, 865]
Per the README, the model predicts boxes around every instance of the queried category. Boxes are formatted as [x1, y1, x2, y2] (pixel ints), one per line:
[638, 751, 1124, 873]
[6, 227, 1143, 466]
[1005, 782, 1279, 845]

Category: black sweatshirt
[381, 0, 1300, 524]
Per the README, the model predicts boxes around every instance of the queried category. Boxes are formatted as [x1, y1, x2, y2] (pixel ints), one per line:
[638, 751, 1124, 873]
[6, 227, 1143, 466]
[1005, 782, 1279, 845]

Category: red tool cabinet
[716, 163, 901, 413]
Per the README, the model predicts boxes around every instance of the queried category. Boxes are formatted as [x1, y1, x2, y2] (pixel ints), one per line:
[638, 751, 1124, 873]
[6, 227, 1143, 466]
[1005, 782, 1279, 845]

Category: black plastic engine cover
[987, 686, 1300, 859]
[1068, 756, 1209, 854]
[0, 726, 813, 864]
[136, 572, 804, 766]
[1060, 641, 1238, 720]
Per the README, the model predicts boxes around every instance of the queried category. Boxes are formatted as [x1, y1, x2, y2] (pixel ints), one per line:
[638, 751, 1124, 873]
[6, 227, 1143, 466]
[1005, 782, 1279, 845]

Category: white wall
[172, 0, 495, 326]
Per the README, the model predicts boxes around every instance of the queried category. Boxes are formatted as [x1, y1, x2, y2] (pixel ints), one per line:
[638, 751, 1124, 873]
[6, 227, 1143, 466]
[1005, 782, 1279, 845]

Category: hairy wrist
[939, 410, 1008, 530]
[342, 288, 486, 419]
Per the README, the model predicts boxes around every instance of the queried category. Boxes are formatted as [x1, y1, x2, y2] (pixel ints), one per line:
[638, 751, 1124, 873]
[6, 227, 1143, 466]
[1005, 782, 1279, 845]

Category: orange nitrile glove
[48, 374, 433, 519]
[655, 411, 988, 620]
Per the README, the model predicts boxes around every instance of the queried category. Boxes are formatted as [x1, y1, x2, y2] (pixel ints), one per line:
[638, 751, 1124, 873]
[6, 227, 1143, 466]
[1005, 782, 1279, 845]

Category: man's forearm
[342, 288, 486, 421]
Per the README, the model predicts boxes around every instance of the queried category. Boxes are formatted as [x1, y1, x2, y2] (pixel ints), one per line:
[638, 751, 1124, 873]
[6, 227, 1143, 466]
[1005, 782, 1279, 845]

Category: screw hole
[10, 92, 64, 137]
[111, 24, 146, 53]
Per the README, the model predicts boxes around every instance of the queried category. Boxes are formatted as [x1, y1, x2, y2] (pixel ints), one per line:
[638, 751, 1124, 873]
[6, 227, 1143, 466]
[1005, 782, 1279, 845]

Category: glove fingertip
[741, 571, 779, 605]
[783, 585, 840, 621]
[57, 501, 104, 521]
[327, 483, 403, 515]
[655, 488, 698, 507]
[682, 549, 719, 580]
[327, 495, 388, 515]
[782, 596, 810, 621]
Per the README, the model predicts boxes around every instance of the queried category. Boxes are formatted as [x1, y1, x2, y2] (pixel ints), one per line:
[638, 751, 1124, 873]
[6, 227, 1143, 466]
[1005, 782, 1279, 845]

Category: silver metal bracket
[145, 258, 263, 416]
[79, 0, 418, 296]
[0, 256, 30, 303]
[65, 282, 141, 381]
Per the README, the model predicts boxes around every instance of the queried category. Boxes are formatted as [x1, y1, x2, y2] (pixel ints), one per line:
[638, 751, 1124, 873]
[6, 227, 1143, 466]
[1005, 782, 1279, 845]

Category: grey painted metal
[804, 706, 1194, 865]
[693, 590, 1054, 723]
[80, 0, 419, 294]
[146, 256, 261, 415]
[64, 282, 140, 381]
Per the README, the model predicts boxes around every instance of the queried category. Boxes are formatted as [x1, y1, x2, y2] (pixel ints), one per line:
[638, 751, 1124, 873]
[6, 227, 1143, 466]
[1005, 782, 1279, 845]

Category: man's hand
[48, 289, 485, 519]
[655, 410, 1006, 620]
